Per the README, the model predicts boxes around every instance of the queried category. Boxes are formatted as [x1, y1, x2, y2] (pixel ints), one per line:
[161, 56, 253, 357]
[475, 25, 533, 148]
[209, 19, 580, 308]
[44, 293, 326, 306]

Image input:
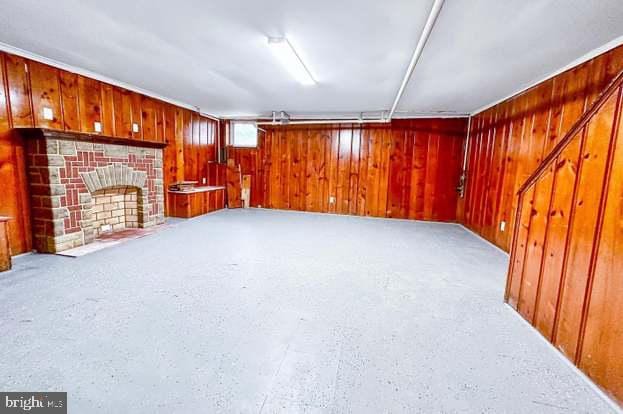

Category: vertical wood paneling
[480, 109, 498, 239]
[112, 88, 133, 138]
[5, 54, 33, 128]
[533, 136, 581, 339]
[423, 132, 439, 220]
[0, 54, 9, 131]
[155, 101, 165, 144]
[198, 118, 208, 183]
[410, 130, 428, 219]
[59, 71, 80, 132]
[464, 44, 623, 252]
[353, 129, 370, 216]
[377, 129, 391, 217]
[487, 105, 509, 242]
[336, 127, 352, 214]
[140, 96, 156, 141]
[387, 127, 405, 218]
[496, 100, 521, 247]
[306, 129, 323, 212]
[505, 71, 623, 405]
[28, 61, 62, 130]
[191, 113, 200, 181]
[505, 187, 535, 308]
[471, 112, 490, 232]
[554, 92, 617, 361]
[0, 128, 31, 255]
[77, 76, 102, 134]
[227, 120, 467, 222]
[100, 83, 115, 136]
[578, 95, 623, 400]
[0, 50, 224, 252]
[182, 109, 193, 181]
[1, 53, 32, 254]
[130, 91, 142, 141]
[324, 127, 340, 213]
[348, 128, 360, 216]
[162, 103, 176, 215]
[400, 128, 413, 218]
[517, 165, 554, 322]
[174, 108, 185, 183]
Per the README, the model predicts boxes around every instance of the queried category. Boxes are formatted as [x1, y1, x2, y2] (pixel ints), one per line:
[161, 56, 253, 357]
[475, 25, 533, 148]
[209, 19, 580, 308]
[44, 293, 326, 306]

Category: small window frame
[231, 121, 258, 148]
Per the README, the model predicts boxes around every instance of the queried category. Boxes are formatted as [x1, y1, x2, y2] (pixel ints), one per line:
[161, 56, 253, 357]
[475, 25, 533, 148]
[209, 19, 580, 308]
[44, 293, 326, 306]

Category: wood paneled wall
[506, 70, 623, 406]
[462, 44, 623, 251]
[228, 119, 467, 221]
[0, 51, 221, 255]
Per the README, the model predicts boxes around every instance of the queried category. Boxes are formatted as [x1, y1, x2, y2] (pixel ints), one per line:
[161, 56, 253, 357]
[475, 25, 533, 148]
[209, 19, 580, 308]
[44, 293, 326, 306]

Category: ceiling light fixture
[268, 37, 316, 86]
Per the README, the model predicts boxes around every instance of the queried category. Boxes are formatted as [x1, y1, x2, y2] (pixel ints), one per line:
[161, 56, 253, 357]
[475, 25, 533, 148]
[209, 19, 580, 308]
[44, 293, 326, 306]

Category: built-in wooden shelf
[167, 186, 226, 218]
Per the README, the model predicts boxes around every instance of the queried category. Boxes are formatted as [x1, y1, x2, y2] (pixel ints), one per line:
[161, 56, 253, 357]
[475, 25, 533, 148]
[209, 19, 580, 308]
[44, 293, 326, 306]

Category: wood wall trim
[517, 69, 623, 196]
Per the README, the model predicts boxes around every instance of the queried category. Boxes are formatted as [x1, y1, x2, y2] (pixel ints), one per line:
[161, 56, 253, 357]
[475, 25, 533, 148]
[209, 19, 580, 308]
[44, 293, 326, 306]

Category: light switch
[500, 221, 506, 232]
[43, 107, 54, 120]
[132, 123, 140, 133]
[94, 121, 102, 133]
[202, 178, 207, 184]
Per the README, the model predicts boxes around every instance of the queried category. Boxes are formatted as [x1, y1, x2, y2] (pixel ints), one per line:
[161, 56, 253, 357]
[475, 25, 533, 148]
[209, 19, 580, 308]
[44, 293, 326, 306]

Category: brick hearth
[26, 136, 164, 253]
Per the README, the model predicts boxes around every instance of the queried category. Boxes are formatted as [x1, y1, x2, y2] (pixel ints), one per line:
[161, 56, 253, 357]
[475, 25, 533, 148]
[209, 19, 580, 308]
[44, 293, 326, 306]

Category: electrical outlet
[100, 224, 112, 233]
[500, 221, 506, 232]
[94, 121, 102, 133]
[43, 107, 54, 120]
[202, 178, 207, 184]
[132, 123, 140, 133]
[329, 196, 336, 204]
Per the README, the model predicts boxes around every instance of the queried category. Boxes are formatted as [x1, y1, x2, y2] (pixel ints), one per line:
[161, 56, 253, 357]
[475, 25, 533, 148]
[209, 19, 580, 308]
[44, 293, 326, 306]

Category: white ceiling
[0, 0, 622, 118]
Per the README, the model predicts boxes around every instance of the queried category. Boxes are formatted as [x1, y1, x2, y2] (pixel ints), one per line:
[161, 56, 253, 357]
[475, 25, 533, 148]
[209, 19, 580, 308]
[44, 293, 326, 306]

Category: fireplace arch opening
[91, 186, 144, 236]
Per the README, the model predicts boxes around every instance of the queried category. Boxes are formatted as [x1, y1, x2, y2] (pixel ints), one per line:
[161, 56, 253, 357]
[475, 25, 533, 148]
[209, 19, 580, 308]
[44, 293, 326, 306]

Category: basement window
[231, 121, 258, 148]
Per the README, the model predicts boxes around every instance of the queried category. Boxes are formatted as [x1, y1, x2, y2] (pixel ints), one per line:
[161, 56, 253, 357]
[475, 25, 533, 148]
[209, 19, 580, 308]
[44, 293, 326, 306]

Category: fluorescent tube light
[268, 37, 316, 86]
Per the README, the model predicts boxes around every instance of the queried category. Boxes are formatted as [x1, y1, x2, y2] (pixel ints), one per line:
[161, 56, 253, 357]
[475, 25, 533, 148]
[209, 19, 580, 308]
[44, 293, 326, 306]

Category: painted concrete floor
[0, 209, 615, 413]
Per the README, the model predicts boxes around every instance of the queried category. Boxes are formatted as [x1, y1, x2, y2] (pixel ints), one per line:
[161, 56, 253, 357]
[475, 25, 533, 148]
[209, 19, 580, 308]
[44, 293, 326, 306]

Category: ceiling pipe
[231, 110, 468, 126]
[234, 0, 447, 126]
[255, 109, 389, 126]
[256, 118, 387, 126]
[462, 115, 472, 172]
[388, 0, 445, 120]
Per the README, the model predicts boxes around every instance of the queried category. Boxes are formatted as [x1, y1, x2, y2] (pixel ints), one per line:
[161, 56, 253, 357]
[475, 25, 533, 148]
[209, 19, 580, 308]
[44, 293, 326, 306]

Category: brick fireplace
[23, 129, 165, 253]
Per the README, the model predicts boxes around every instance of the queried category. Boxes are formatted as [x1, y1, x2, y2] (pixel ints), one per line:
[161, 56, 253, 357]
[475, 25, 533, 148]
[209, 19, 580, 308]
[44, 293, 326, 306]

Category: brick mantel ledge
[15, 128, 167, 149]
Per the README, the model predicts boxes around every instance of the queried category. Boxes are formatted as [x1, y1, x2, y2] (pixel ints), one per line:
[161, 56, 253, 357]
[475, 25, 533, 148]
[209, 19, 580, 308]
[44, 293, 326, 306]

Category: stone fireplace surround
[23, 129, 165, 253]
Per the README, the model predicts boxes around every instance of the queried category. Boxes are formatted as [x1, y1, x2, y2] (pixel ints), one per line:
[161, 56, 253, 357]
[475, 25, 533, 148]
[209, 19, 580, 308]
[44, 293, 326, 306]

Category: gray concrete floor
[0, 209, 615, 413]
